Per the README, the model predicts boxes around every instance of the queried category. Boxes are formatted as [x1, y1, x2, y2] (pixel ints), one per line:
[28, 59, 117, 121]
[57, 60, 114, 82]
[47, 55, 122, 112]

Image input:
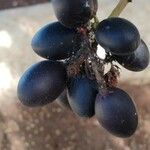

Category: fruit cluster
[17, 0, 149, 138]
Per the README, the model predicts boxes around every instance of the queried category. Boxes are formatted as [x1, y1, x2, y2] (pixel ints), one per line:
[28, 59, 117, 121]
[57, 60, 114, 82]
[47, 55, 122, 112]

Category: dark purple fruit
[95, 17, 140, 55]
[95, 87, 138, 138]
[17, 60, 67, 107]
[31, 22, 78, 60]
[67, 75, 98, 118]
[115, 40, 150, 71]
[56, 89, 71, 109]
[52, 0, 98, 28]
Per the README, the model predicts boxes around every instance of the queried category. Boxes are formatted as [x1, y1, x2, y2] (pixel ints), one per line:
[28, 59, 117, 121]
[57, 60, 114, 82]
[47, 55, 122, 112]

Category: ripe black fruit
[95, 17, 140, 55]
[52, 0, 98, 28]
[17, 60, 67, 107]
[31, 22, 78, 60]
[95, 87, 138, 137]
[115, 40, 150, 71]
[56, 90, 71, 109]
[67, 75, 98, 118]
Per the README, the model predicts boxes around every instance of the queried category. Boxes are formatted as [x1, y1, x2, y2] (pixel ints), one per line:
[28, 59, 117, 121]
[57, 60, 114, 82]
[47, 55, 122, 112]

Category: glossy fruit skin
[95, 17, 140, 55]
[95, 87, 138, 138]
[56, 89, 71, 109]
[52, 0, 98, 28]
[115, 40, 150, 72]
[31, 22, 78, 60]
[67, 75, 98, 118]
[17, 60, 67, 107]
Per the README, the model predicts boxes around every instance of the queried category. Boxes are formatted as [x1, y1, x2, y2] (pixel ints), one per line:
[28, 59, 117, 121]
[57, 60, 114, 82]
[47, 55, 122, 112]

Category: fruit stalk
[90, 56, 107, 93]
[109, 0, 132, 18]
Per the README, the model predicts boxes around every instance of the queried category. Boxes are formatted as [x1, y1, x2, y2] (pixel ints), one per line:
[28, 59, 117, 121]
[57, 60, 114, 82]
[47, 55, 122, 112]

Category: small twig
[94, 15, 99, 23]
[89, 52, 107, 91]
[67, 27, 91, 77]
[67, 48, 89, 77]
[109, 0, 132, 18]
[104, 64, 120, 87]
[67, 0, 132, 88]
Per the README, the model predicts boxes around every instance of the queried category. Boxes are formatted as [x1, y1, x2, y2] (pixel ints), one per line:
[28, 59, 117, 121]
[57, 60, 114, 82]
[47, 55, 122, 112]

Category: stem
[109, 0, 132, 18]
[92, 16, 100, 29]
[94, 16, 99, 24]
[91, 59, 107, 92]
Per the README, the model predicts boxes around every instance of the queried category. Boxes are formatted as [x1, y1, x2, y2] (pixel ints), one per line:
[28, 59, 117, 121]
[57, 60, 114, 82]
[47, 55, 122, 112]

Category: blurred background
[0, 0, 150, 149]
